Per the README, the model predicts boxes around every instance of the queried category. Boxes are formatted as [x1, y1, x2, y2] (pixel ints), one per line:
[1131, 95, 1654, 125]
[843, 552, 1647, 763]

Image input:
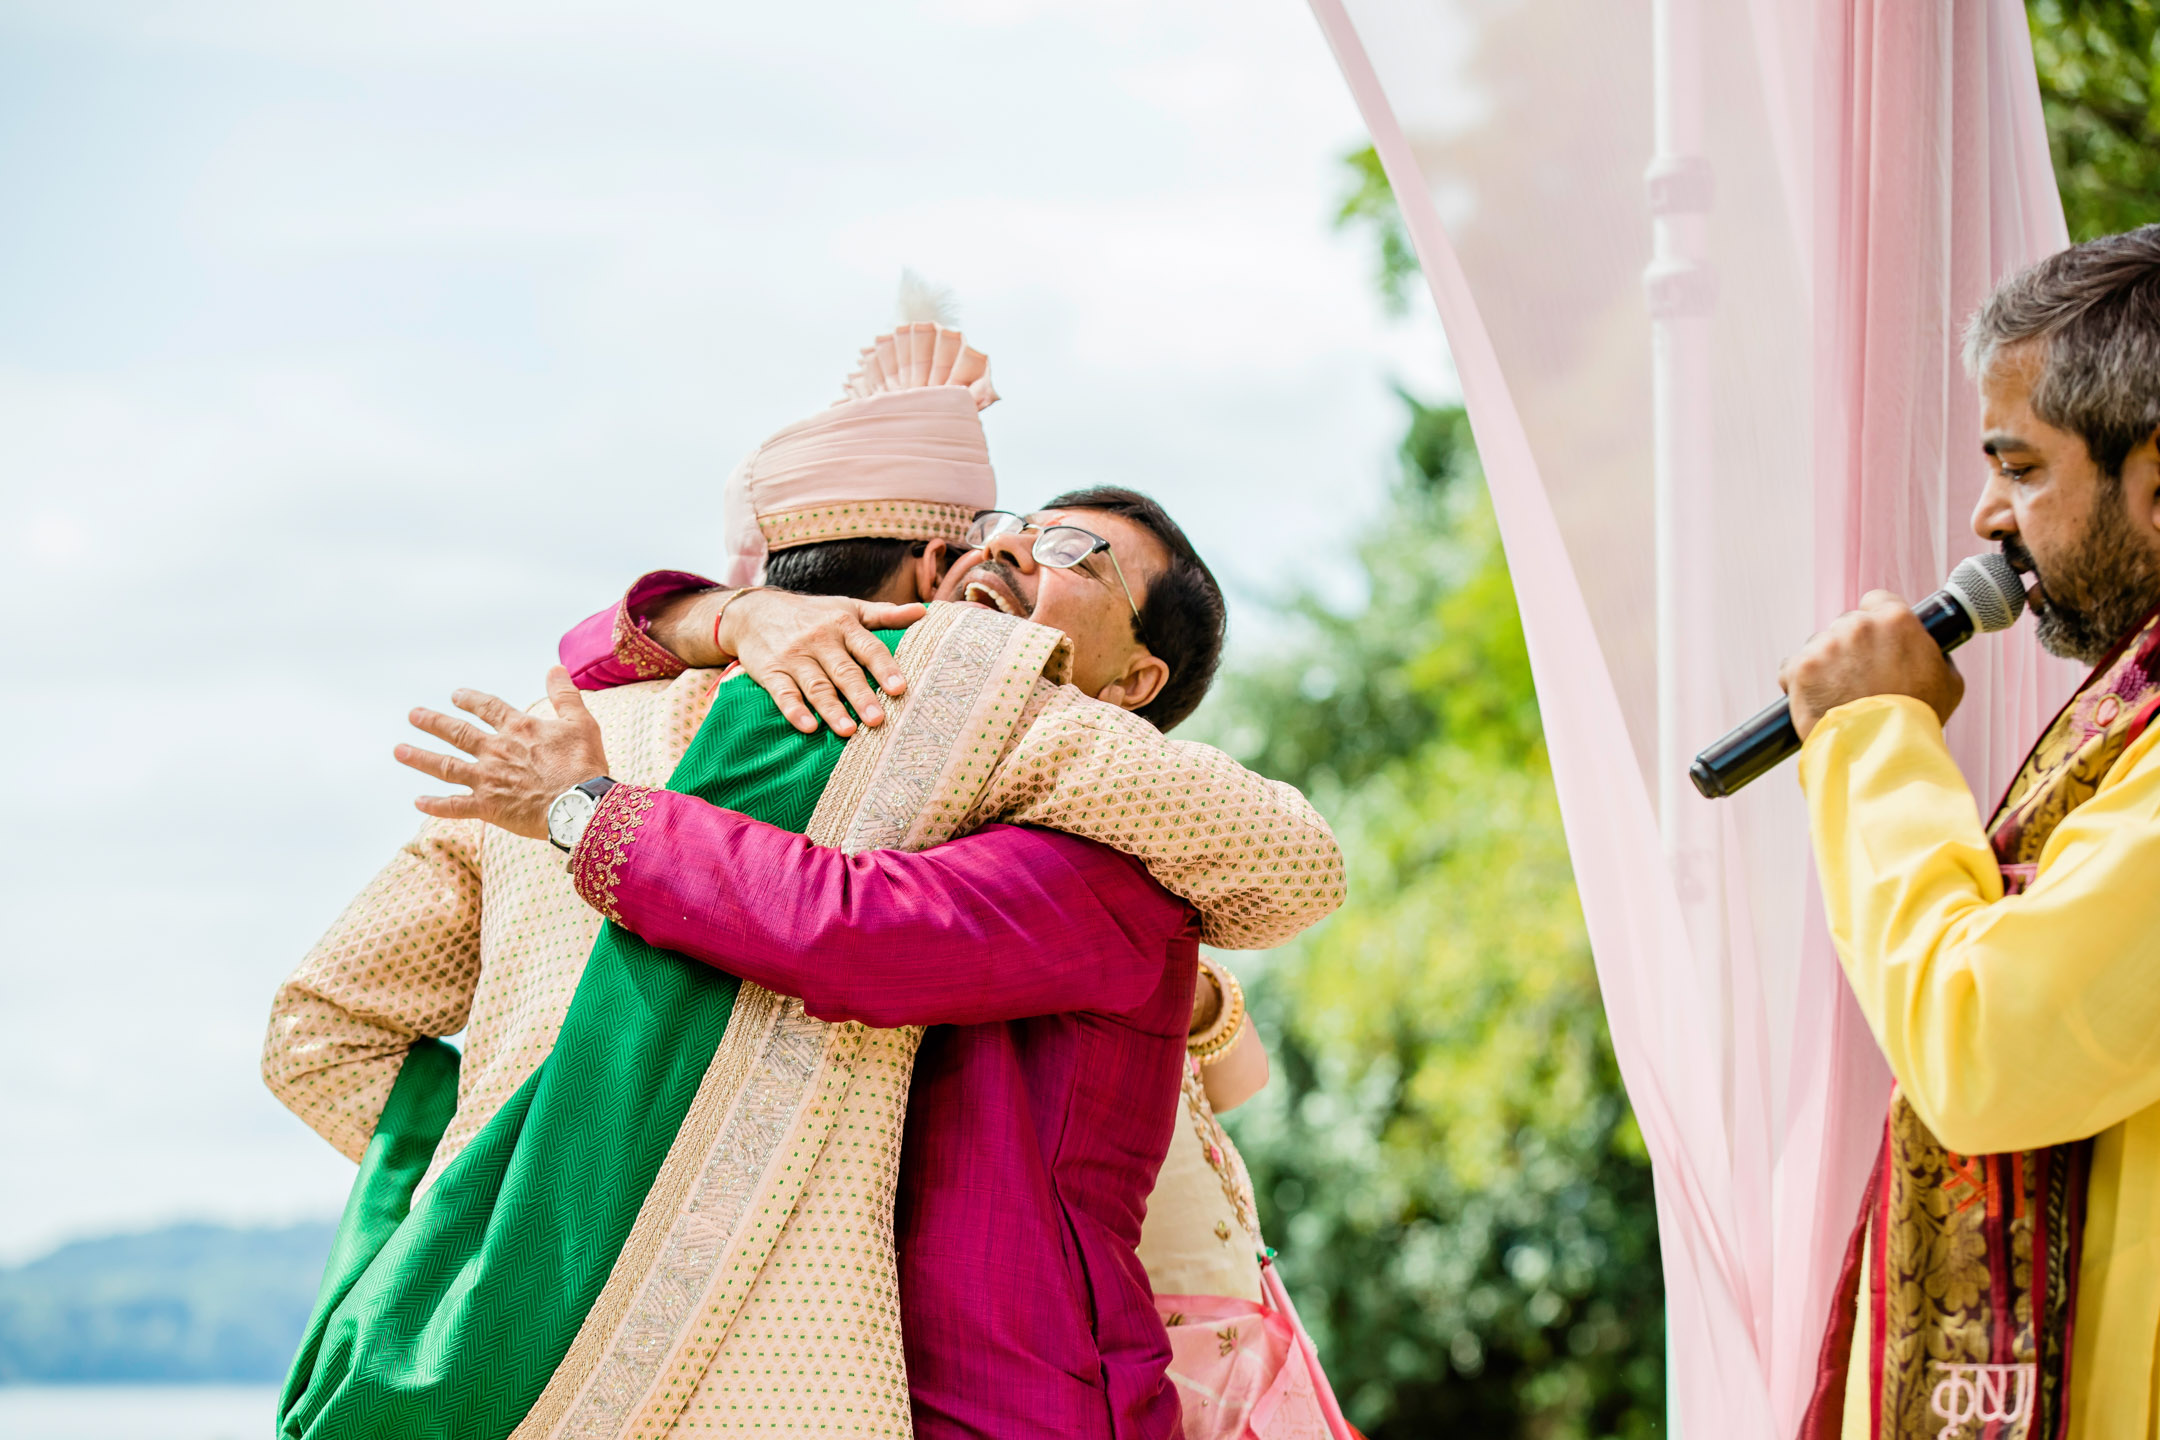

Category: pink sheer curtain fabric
[1304, 1, 2073, 1433]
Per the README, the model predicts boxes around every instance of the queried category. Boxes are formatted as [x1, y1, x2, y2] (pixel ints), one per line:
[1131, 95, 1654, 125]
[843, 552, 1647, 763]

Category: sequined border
[567, 783, 657, 924]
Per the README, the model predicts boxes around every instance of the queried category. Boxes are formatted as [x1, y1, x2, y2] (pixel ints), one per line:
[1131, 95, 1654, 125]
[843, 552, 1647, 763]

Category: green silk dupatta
[278, 648, 882, 1440]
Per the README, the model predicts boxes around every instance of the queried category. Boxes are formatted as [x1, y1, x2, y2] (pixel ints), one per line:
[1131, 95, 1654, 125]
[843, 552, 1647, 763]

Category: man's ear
[1095, 650, 1171, 715]
[2122, 429, 2160, 548]
[911, 539, 953, 604]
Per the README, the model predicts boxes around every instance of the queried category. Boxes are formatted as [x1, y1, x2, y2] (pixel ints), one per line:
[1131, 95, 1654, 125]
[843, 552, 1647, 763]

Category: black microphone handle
[1687, 590, 1976, 799]
[1687, 699, 1799, 799]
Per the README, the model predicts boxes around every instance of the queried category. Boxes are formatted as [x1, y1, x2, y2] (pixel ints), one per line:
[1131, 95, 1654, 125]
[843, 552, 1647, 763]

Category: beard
[2004, 489, 2160, 664]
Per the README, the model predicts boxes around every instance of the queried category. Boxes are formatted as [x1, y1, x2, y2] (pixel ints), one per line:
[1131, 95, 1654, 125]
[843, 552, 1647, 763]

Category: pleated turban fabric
[719, 323, 1000, 587]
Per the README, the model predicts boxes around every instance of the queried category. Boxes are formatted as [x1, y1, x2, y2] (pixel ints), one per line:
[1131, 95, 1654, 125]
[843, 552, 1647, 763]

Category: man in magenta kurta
[574, 800, 1196, 1439]
[395, 489, 1253, 1439]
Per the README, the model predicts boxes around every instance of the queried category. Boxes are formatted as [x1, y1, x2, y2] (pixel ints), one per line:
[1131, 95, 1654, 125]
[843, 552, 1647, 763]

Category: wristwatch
[547, 776, 618, 853]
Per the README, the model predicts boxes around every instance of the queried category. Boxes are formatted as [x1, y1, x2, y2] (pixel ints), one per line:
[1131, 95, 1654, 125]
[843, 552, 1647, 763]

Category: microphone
[1689, 552, 2028, 799]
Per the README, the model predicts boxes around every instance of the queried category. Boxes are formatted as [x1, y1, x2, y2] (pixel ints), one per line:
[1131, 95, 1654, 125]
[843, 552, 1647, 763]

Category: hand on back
[649, 587, 926, 737]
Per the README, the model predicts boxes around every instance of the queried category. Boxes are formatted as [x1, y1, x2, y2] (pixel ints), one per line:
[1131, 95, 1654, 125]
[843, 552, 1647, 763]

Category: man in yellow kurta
[1787, 228, 2160, 1438]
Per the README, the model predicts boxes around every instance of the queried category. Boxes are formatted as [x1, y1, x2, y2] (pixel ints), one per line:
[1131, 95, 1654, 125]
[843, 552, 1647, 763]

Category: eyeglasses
[966, 510, 1141, 621]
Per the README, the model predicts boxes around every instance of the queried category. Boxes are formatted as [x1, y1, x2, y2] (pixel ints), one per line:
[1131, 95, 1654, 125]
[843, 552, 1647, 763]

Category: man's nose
[1971, 470, 2017, 544]
[985, 529, 1038, 572]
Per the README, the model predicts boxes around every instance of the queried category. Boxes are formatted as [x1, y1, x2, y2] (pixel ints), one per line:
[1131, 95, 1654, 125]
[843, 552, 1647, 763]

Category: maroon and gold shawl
[1802, 606, 2160, 1440]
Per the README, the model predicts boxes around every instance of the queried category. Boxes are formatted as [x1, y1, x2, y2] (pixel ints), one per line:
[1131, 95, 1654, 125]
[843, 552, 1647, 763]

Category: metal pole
[1647, 0, 1718, 1429]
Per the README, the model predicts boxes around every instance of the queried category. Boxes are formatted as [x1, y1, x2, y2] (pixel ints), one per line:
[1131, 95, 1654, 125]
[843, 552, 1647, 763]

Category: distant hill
[0, 1221, 335, 1383]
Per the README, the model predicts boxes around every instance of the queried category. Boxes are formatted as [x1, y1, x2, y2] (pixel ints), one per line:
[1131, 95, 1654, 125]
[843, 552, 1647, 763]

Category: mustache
[965, 558, 1033, 612]
[2000, 536, 2049, 610]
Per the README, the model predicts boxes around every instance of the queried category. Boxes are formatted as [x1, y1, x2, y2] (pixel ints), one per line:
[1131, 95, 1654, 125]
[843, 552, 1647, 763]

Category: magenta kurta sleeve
[559, 569, 719, 689]
[570, 785, 1193, 1026]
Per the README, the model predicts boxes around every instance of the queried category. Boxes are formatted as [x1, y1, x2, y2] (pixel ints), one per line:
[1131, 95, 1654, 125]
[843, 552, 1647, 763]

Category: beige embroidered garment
[266, 604, 1341, 1437]
[1137, 1061, 1266, 1305]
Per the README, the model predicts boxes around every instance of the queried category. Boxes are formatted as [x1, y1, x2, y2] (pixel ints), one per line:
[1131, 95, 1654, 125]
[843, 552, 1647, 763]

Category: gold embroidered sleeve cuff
[612, 599, 689, 682]
[569, 782, 660, 922]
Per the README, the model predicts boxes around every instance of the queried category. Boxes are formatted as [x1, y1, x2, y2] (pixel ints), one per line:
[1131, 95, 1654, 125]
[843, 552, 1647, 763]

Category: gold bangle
[1188, 960, 1245, 1065]
[1188, 962, 1224, 1035]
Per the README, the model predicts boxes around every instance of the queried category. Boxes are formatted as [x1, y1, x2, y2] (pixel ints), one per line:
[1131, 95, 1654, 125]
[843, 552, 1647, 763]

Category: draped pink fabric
[1303, 1, 2076, 1432]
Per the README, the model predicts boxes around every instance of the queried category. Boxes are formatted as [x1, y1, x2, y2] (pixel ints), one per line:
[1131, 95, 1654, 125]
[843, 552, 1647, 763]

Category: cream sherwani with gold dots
[265, 637, 1341, 1438]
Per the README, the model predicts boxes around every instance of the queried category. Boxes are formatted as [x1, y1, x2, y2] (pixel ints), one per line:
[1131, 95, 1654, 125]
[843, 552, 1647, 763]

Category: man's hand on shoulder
[649, 587, 924, 737]
[396, 666, 610, 839]
[1779, 590, 1966, 740]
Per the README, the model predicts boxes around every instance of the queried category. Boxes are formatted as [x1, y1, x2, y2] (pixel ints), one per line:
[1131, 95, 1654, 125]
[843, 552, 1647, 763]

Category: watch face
[549, 787, 597, 847]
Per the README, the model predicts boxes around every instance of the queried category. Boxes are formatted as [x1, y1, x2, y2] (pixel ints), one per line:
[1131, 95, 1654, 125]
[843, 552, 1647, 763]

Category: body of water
[0, 1384, 278, 1440]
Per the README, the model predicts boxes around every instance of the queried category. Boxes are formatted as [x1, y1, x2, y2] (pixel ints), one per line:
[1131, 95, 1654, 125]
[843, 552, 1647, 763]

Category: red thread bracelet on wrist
[709, 586, 762, 661]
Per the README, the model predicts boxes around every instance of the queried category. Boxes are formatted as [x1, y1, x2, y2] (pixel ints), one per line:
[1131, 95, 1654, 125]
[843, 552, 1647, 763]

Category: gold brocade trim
[511, 984, 789, 1440]
[759, 499, 974, 550]
[1993, 608, 2160, 871]
[566, 784, 657, 924]
[898, 622, 1067, 853]
[1877, 1097, 2034, 1433]
[592, 998, 839, 1439]
[846, 610, 1058, 854]
[801, 605, 959, 847]
[610, 601, 687, 681]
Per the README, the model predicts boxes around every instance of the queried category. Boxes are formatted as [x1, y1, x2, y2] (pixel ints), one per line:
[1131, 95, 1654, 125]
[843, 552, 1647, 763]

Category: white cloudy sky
[0, 0, 1449, 1259]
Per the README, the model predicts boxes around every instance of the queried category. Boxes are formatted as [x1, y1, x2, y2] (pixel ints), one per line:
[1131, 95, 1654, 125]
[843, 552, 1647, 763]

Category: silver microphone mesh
[1944, 552, 2028, 633]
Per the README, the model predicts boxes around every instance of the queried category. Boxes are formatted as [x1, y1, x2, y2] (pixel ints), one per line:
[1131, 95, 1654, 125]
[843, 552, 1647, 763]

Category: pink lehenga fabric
[1304, 0, 2075, 1433]
[1156, 1294, 1326, 1440]
[1144, 1059, 1353, 1440]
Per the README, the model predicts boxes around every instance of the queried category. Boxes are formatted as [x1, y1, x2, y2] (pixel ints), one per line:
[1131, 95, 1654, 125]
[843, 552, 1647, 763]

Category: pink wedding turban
[719, 323, 1001, 587]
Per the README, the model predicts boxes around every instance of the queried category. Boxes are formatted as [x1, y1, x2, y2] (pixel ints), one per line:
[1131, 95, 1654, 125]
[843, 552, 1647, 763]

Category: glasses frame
[967, 510, 1142, 622]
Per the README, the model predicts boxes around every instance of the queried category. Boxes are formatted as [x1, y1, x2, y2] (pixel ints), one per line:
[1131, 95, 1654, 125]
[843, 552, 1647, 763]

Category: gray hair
[1965, 224, 2160, 478]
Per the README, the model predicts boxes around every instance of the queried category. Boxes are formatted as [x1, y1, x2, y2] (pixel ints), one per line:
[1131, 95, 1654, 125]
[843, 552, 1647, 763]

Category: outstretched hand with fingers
[395, 665, 612, 840]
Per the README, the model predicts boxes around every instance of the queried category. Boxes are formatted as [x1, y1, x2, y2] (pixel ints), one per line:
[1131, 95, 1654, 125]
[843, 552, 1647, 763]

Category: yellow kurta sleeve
[1800, 693, 2160, 1156]
[261, 817, 485, 1161]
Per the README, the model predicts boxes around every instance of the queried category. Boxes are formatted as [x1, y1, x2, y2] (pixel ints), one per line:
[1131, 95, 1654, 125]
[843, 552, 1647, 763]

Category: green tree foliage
[1238, 9, 2156, 1434]
[1334, 147, 1424, 317]
[2029, 0, 2160, 241]
[1199, 401, 1664, 1436]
